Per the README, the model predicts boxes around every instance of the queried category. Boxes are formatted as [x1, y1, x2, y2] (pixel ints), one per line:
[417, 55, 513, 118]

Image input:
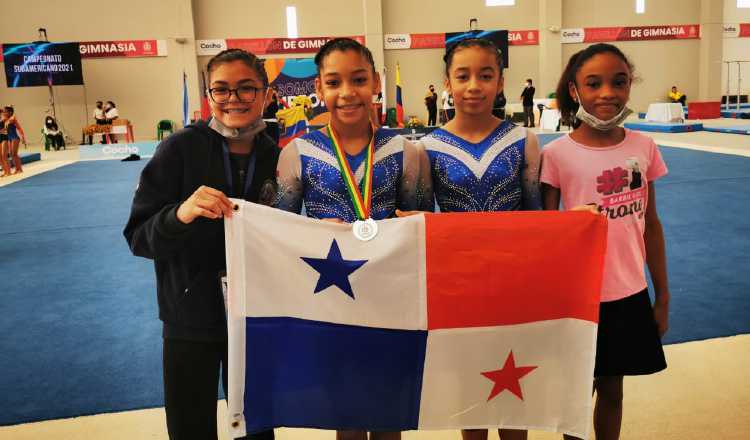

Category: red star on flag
[481, 351, 538, 401]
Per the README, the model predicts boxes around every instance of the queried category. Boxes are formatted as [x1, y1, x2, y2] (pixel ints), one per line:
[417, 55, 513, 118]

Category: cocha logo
[103, 145, 139, 154]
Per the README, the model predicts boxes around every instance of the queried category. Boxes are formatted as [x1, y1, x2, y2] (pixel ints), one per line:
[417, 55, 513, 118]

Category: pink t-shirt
[540, 129, 668, 302]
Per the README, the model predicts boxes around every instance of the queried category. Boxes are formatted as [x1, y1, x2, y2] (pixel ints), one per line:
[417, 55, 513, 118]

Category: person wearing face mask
[541, 43, 668, 440]
[43, 116, 65, 150]
[84, 101, 107, 144]
[424, 84, 438, 126]
[103, 101, 119, 124]
[519, 79, 535, 127]
[94, 101, 107, 125]
[123, 48, 279, 440]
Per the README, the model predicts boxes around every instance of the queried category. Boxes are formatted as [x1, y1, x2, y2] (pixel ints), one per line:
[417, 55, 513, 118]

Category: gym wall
[723, 0, 750, 99]
[562, 0, 702, 113]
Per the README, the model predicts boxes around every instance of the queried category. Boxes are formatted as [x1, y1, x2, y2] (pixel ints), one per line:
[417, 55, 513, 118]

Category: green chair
[385, 108, 398, 128]
[157, 120, 174, 141]
[41, 128, 52, 151]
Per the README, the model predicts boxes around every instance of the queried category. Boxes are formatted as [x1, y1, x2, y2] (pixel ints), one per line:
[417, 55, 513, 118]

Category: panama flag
[225, 202, 607, 439]
[396, 62, 404, 127]
[276, 104, 308, 148]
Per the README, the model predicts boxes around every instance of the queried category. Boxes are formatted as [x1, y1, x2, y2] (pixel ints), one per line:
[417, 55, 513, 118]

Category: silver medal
[353, 218, 378, 241]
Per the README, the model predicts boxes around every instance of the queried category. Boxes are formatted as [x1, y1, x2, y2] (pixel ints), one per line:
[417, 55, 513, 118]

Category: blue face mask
[573, 87, 632, 131]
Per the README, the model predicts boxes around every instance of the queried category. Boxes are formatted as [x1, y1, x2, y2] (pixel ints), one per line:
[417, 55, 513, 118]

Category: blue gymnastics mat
[720, 109, 750, 119]
[20, 152, 41, 164]
[703, 125, 750, 135]
[624, 121, 703, 133]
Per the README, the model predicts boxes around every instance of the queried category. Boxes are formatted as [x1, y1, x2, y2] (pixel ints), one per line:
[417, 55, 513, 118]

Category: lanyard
[327, 124, 375, 220]
[221, 141, 257, 199]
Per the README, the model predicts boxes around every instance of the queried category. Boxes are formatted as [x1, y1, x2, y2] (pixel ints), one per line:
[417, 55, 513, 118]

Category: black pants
[523, 105, 534, 127]
[427, 107, 437, 126]
[163, 338, 274, 440]
[51, 134, 65, 149]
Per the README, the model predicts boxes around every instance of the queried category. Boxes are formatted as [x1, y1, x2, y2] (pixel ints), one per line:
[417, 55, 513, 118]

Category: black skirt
[594, 289, 667, 377]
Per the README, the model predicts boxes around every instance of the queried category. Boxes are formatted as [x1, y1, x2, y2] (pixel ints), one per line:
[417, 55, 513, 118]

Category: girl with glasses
[124, 48, 279, 440]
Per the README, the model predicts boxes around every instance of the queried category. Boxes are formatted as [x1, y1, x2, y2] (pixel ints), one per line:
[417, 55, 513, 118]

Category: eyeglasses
[208, 86, 265, 104]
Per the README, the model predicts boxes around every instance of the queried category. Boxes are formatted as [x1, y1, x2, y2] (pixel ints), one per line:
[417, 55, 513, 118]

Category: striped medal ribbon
[326, 124, 379, 241]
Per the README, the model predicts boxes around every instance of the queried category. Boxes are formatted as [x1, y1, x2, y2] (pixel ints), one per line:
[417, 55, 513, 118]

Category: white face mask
[574, 87, 632, 131]
[209, 117, 266, 141]
[209, 94, 267, 141]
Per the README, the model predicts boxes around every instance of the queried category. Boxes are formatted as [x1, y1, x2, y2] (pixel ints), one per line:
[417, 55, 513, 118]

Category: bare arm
[398, 139, 434, 213]
[12, 117, 26, 143]
[273, 141, 304, 214]
[541, 183, 561, 211]
[644, 182, 670, 336]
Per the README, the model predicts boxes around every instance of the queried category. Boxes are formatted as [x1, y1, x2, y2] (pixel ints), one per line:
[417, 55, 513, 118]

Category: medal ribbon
[327, 124, 374, 220]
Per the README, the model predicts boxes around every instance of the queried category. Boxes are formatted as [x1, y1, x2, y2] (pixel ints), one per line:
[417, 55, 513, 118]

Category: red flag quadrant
[424, 211, 605, 329]
[224, 203, 606, 439]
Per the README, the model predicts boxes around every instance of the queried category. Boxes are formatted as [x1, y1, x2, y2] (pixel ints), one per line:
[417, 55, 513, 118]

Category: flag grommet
[233, 204, 240, 211]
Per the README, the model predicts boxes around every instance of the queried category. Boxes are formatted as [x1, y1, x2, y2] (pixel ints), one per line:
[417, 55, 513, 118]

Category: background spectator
[520, 78, 535, 127]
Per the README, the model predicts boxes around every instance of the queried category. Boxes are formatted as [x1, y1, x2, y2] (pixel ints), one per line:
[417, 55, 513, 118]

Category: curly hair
[555, 43, 634, 127]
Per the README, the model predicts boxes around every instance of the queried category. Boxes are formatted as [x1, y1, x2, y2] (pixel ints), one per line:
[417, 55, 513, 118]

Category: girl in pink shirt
[540, 43, 669, 440]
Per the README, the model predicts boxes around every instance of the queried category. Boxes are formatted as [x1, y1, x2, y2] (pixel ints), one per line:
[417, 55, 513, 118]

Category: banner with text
[384, 30, 538, 49]
[196, 36, 365, 56]
[78, 40, 167, 58]
[723, 23, 750, 38]
[561, 24, 700, 44]
[3, 42, 83, 87]
[0, 39, 167, 62]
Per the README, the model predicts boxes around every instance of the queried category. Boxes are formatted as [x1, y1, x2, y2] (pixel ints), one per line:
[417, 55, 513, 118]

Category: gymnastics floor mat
[703, 125, 750, 135]
[720, 109, 750, 119]
[624, 121, 704, 133]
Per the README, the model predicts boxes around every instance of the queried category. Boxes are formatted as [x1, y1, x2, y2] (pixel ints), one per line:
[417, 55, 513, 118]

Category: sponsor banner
[384, 34, 412, 50]
[78, 40, 167, 58]
[197, 39, 227, 56]
[561, 24, 700, 43]
[1, 40, 168, 62]
[406, 33, 446, 49]
[79, 142, 158, 160]
[224, 36, 365, 55]
[508, 30, 539, 46]
[723, 24, 740, 38]
[384, 30, 536, 49]
[561, 28, 585, 44]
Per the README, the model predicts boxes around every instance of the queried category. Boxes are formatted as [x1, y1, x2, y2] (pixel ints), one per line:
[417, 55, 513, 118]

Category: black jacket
[123, 120, 280, 341]
[521, 86, 535, 106]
